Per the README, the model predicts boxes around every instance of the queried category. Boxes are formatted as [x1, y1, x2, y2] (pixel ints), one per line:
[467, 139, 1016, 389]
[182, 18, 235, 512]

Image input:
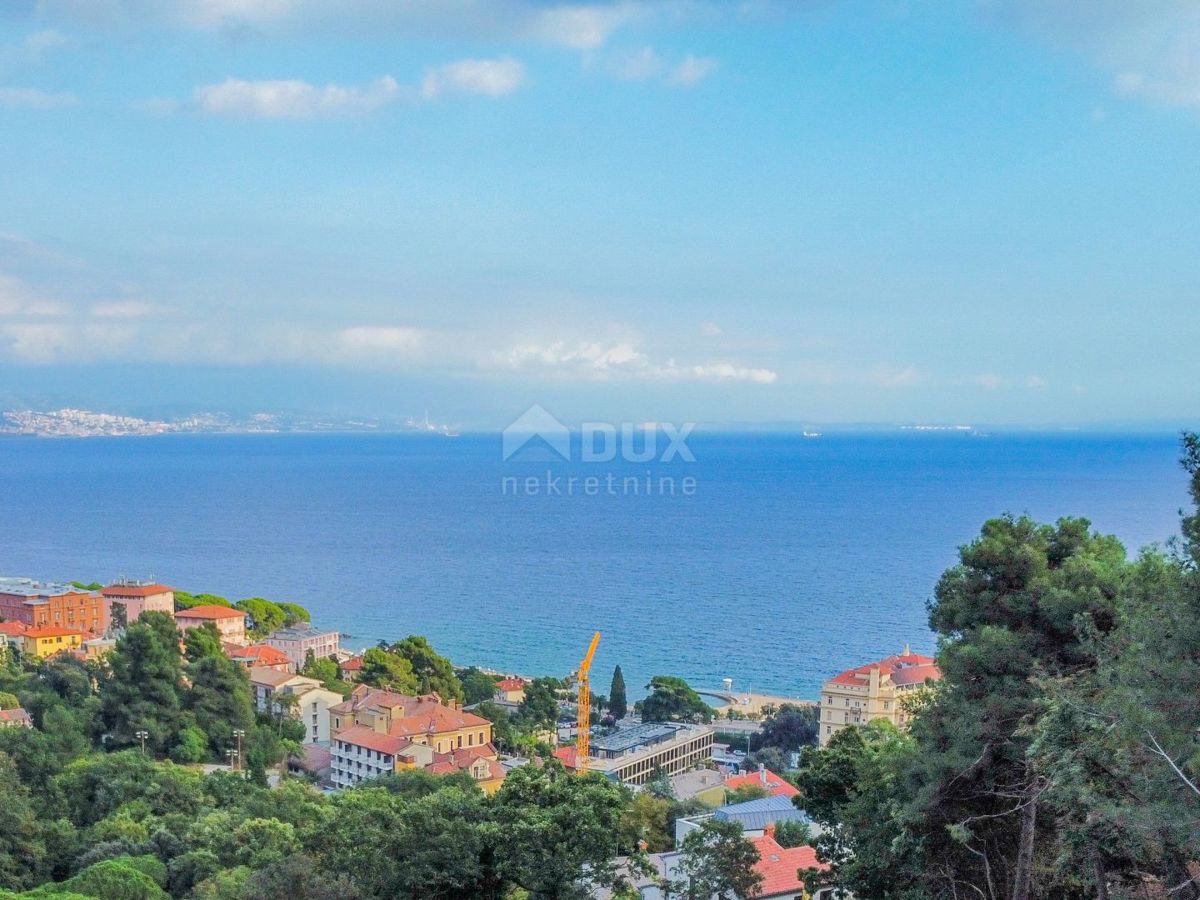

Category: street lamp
[232, 729, 245, 771]
[226, 748, 240, 770]
[135, 730, 148, 756]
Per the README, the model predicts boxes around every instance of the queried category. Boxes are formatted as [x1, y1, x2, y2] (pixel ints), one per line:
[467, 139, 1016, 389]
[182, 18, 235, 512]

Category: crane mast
[575, 631, 601, 774]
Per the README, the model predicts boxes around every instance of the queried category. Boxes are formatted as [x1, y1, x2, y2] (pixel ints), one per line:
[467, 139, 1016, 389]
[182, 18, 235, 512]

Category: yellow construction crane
[575, 631, 601, 774]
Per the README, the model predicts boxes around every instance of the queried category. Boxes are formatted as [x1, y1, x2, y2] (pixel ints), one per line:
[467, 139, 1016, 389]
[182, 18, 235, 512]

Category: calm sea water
[0, 431, 1188, 699]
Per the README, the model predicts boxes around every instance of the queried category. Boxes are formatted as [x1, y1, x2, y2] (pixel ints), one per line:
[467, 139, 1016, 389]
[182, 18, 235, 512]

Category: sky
[1, 0, 1199, 430]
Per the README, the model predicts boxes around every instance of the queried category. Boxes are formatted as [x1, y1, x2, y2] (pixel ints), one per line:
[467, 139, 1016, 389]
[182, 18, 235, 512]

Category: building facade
[175, 605, 247, 645]
[819, 645, 941, 746]
[555, 722, 715, 785]
[0, 578, 108, 636]
[102, 581, 175, 626]
[22, 626, 84, 659]
[247, 668, 343, 744]
[264, 623, 339, 669]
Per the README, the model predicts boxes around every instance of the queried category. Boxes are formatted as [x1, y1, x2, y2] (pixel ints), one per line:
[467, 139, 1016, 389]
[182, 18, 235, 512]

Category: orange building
[0, 578, 108, 637]
[102, 581, 175, 625]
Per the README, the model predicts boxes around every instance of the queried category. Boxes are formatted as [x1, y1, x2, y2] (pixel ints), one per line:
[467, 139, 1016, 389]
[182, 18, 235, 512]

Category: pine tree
[608, 666, 627, 721]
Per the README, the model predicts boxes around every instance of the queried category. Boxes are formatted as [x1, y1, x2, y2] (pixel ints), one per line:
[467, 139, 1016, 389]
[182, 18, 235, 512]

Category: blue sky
[1, 0, 1198, 429]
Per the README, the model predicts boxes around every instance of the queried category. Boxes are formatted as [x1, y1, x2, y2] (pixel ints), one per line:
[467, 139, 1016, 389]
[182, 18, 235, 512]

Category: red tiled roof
[0, 622, 28, 636]
[24, 626, 84, 639]
[495, 677, 527, 691]
[332, 687, 490, 736]
[231, 644, 291, 666]
[828, 651, 940, 686]
[340, 656, 363, 671]
[724, 768, 799, 799]
[750, 833, 826, 898]
[0, 708, 32, 726]
[102, 584, 172, 597]
[177, 605, 245, 620]
[890, 663, 941, 686]
[553, 746, 579, 769]
[335, 724, 412, 756]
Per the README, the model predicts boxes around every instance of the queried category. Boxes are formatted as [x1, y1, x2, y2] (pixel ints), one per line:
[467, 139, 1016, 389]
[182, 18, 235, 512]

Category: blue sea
[0, 431, 1188, 699]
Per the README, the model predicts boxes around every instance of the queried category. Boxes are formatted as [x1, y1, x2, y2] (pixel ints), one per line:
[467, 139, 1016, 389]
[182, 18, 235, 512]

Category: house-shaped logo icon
[502, 404, 571, 461]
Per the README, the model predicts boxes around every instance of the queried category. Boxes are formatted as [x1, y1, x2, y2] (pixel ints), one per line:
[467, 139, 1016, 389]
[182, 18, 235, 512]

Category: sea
[0, 430, 1189, 699]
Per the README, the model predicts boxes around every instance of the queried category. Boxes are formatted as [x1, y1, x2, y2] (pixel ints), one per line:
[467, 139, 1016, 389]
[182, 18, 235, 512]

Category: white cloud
[0, 86, 78, 109]
[338, 325, 425, 354]
[494, 338, 777, 384]
[91, 300, 158, 318]
[532, 4, 645, 49]
[610, 46, 664, 81]
[667, 54, 718, 86]
[193, 75, 399, 118]
[986, 0, 1200, 108]
[0, 323, 72, 362]
[1024, 374, 1047, 389]
[700, 321, 723, 337]
[420, 57, 525, 99]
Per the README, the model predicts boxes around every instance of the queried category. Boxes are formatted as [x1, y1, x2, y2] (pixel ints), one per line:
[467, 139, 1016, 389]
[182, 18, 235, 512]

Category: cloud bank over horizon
[1, 1, 1198, 425]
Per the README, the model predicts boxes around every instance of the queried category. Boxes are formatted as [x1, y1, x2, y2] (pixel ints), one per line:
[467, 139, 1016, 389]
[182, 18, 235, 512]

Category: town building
[819, 644, 941, 746]
[81, 637, 116, 660]
[330, 686, 494, 755]
[328, 686, 504, 792]
[264, 623, 339, 670]
[22, 626, 85, 659]
[0, 621, 27, 656]
[494, 676, 528, 703]
[0, 578, 108, 636]
[329, 724, 505, 793]
[175, 605, 247, 645]
[553, 721, 714, 785]
[600, 823, 832, 900]
[338, 655, 363, 681]
[102, 581, 175, 626]
[0, 708, 33, 729]
[228, 643, 293, 672]
[667, 767, 728, 806]
[675, 794, 817, 845]
[247, 668, 343, 744]
[723, 766, 800, 801]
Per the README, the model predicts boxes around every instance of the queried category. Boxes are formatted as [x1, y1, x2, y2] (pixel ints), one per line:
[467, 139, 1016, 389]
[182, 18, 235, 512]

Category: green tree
[750, 703, 818, 753]
[300, 654, 349, 695]
[0, 752, 48, 890]
[492, 763, 630, 899]
[640, 676, 712, 723]
[54, 857, 170, 900]
[772, 819, 812, 849]
[184, 654, 255, 755]
[608, 666, 627, 721]
[169, 725, 209, 764]
[388, 636, 463, 702]
[459, 668, 501, 706]
[357, 647, 418, 694]
[0, 691, 19, 710]
[671, 817, 762, 900]
[236, 599, 286, 639]
[515, 677, 561, 731]
[100, 613, 184, 753]
[183, 621, 225, 662]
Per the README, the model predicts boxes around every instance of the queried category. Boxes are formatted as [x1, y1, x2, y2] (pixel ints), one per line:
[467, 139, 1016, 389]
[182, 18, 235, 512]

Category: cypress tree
[609, 665, 627, 721]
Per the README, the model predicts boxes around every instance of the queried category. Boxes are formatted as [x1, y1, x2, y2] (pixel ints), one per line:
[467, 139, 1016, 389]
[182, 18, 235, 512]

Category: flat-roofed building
[102, 581, 174, 626]
[176, 605, 247, 645]
[554, 721, 714, 785]
[0, 578, 108, 637]
[264, 623, 339, 669]
[819, 644, 941, 746]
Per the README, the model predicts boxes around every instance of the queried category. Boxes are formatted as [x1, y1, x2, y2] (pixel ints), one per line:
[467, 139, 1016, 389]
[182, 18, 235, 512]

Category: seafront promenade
[699, 688, 817, 717]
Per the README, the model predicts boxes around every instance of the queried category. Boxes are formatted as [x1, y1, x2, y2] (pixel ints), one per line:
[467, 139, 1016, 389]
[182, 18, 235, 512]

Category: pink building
[102, 581, 175, 626]
[176, 605, 247, 645]
[264, 623, 340, 669]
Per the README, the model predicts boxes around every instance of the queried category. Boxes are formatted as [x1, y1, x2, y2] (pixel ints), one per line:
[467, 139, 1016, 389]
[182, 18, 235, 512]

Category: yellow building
[328, 686, 504, 792]
[819, 645, 940, 746]
[21, 626, 84, 659]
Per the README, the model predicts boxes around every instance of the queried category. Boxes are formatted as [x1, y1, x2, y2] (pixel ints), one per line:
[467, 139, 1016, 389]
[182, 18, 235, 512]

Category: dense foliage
[792, 434, 1200, 899]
